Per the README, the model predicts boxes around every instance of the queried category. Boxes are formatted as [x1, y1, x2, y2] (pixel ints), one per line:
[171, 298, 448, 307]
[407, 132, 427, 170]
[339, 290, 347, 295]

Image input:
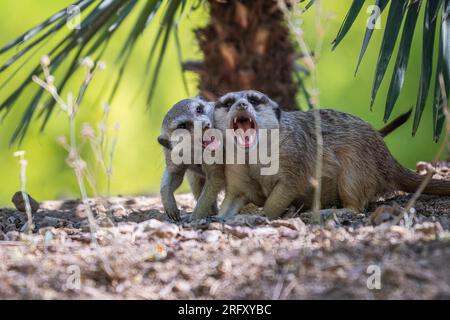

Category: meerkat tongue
[205, 136, 221, 151]
[236, 129, 256, 148]
[203, 132, 221, 151]
[233, 116, 257, 148]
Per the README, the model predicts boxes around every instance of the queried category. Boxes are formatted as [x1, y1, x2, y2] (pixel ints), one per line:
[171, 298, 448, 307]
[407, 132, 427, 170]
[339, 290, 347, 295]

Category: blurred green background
[0, 0, 446, 206]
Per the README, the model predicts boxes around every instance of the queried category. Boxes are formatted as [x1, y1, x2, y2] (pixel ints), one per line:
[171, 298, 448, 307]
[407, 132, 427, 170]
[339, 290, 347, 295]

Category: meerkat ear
[157, 135, 172, 150]
[269, 100, 281, 121]
[196, 95, 209, 102]
[274, 106, 281, 121]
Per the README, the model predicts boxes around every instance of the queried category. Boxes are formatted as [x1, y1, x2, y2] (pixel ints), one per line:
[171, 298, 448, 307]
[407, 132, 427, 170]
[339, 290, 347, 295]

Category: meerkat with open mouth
[214, 90, 450, 220]
[158, 97, 224, 221]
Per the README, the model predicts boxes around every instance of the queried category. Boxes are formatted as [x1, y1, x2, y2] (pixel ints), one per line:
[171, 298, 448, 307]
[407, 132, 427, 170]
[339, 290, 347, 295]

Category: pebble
[253, 227, 278, 238]
[142, 219, 179, 238]
[227, 226, 252, 238]
[202, 230, 222, 243]
[11, 191, 40, 213]
[179, 229, 199, 240]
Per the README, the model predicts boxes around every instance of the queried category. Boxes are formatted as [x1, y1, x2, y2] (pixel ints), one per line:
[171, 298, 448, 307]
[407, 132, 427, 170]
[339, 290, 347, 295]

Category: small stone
[174, 280, 191, 293]
[179, 229, 199, 240]
[278, 226, 299, 239]
[253, 227, 278, 238]
[414, 222, 441, 238]
[117, 222, 136, 234]
[6, 231, 21, 241]
[416, 161, 435, 175]
[202, 230, 222, 243]
[142, 219, 179, 238]
[216, 259, 232, 277]
[227, 226, 252, 238]
[11, 191, 39, 213]
[144, 244, 167, 261]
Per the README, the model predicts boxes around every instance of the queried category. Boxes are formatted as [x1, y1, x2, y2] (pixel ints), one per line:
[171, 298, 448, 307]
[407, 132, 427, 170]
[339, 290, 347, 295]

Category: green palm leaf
[334, 0, 450, 138]
[354, 0, 389, 75]
[332, 0, 366, 50]
[433, 0, 450, 141]
[413, 0, 441, 135]
[371, 0, 408, 108]
[0, 0, 187, 143]
[384, 0, 421, 121]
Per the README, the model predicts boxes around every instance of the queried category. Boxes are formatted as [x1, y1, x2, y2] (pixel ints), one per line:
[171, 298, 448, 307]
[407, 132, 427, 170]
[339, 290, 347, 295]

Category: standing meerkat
[158, 97, 224, 221]
[214, 90, 450, 219]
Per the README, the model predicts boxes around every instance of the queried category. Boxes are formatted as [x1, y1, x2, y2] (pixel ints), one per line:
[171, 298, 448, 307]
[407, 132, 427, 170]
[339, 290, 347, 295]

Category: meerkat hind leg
[218, 194, 247, 219]
[186, 170, 218, 216]
[263, 183, 298, 220]
[192, 168, 224, 220]
[186, 170, 205, 200]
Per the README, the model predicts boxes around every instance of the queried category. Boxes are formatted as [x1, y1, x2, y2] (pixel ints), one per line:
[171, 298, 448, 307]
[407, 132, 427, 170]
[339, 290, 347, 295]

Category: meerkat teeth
[234, 118, 237, 124]
[237, 135, 245, 146]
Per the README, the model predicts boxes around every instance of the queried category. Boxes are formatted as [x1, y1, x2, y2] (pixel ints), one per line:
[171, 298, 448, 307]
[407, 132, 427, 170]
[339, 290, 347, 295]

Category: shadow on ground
[0, 162, 449, 299]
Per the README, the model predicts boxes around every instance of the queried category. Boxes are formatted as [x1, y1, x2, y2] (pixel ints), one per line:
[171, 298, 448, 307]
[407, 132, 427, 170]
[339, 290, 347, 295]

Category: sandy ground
[0, 162, 450, 299]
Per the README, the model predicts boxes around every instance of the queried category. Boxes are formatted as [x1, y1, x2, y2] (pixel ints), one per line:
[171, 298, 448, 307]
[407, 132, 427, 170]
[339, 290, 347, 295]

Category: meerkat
[214, 90, 450, 219]
[158, 97, 224, 221]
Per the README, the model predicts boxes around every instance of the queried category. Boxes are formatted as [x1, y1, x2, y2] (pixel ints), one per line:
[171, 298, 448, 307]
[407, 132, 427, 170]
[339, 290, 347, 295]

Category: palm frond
[334, 0, 450, 139]
[370, 0, 408, 108]
[0, 0, 189, 143]
[332, 0, 365, 50]
[384, 0, 421, 121]
[354, 0, 389, 75]
[433, 0, 450, 141]
[413, 0, 441, 135]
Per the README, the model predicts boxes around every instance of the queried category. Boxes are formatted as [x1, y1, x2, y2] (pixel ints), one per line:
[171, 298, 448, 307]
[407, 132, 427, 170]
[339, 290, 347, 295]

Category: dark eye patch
[177, 122, 189, 129]
[157, 136, 172, 150]
[248, 95, 261, 106]
[196, 104, 204, 114]
[218, 98, 235, 109]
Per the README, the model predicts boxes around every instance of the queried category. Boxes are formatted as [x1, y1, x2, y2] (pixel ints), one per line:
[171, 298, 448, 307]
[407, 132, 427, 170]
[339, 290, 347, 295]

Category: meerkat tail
[395, 164, 450, 195]
[378, 109, 412, 137]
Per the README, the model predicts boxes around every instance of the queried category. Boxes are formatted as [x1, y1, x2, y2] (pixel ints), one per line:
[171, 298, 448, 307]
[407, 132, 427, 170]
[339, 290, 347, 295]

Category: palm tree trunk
[194, 0, 298, 110]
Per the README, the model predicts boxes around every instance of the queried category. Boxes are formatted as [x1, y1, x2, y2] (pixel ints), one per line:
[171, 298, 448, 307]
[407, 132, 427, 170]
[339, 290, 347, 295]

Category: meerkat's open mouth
[231, 114, 258, 149]
[202, 129, 221, 151]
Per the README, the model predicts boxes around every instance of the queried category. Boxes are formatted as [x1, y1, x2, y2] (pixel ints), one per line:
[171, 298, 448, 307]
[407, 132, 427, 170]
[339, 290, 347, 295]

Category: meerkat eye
[248, 96, 260, 105]
[224, 99, 234, 108]
[196, 105, 204, 114]
[177, 122, 187, 129]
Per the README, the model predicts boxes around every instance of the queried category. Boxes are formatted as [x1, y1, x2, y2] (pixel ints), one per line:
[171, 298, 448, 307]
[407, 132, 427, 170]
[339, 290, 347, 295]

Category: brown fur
[158, 97, 222, 220]
[214, 90, 450, 219]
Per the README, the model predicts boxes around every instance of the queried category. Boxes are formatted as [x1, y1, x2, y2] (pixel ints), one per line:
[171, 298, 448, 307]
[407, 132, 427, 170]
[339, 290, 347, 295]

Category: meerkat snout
[236, 100, 250, 111]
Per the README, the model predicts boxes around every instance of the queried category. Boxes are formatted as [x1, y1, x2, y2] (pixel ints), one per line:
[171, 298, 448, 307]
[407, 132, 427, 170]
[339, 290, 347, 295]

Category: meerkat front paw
[191, 207, 213, 220]
[165, 208, 181, 221]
